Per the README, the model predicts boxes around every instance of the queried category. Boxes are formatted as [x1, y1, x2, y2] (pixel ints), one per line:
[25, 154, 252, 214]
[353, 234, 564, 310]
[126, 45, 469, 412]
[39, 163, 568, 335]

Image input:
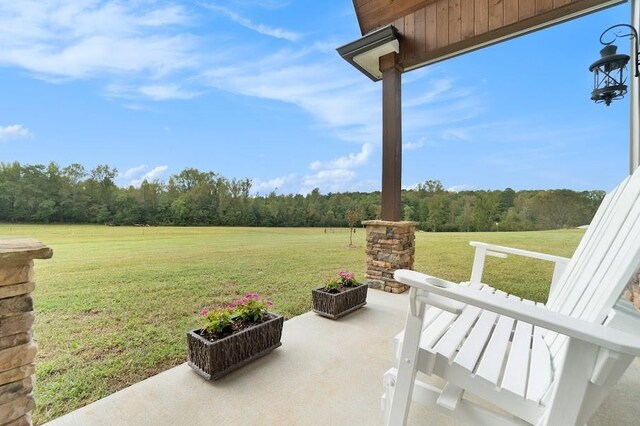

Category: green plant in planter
[323, 271, 358, 293]
[201, 308, 233, 334]
[231, 292, 273, 322]
[199, 292, 274, 335]
[190, 293, 282, 380]
[324, 277, 341, 293]
[313, 270, 367, 319]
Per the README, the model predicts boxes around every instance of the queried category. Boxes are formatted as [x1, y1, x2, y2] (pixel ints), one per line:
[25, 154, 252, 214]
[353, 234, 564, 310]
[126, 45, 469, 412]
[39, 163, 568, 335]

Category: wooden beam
[380, 53, 403, 222]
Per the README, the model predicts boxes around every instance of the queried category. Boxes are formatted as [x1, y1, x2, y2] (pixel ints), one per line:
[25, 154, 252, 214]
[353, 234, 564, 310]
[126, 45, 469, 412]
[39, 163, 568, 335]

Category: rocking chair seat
[393, 282, 554, 424]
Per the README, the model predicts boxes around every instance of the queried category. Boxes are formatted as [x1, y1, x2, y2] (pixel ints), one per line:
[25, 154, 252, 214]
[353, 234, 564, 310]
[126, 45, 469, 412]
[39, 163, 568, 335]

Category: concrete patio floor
[46, 290, 640, 426]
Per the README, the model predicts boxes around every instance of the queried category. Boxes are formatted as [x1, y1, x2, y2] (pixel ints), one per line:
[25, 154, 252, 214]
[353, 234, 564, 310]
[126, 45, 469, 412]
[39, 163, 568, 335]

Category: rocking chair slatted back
[545, 175, 628, 306]
[544, 170, 640, 355]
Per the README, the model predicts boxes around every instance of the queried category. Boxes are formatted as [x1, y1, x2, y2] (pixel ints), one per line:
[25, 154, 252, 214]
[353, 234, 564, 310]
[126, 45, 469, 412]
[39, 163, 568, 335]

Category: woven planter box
[312, 283, 368, 319]
[187, 313, 284, 380]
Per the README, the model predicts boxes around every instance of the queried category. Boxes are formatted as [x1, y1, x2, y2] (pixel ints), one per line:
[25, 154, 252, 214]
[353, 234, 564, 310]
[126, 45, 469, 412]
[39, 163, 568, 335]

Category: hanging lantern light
[589, 44, 630, 105]
[589, 24, 639, 106]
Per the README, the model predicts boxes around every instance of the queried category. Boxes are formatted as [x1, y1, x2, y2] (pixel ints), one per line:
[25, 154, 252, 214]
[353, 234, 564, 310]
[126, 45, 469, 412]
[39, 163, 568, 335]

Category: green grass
[0, 224, 584, 424]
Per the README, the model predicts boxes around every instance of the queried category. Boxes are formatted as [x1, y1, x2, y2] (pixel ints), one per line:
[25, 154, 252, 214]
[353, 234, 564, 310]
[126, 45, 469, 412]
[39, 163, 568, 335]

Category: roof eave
[337, 25, 400, 82]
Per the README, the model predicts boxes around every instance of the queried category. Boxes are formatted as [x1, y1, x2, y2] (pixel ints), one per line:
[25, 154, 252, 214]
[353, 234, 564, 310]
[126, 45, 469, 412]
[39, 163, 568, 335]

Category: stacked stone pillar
[363, 221, 417, 293]
[0, 240, 52, 426]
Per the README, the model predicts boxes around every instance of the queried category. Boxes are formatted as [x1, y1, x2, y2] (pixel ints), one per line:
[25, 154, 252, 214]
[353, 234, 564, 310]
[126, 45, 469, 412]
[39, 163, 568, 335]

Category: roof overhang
[337, 25, 400, 82]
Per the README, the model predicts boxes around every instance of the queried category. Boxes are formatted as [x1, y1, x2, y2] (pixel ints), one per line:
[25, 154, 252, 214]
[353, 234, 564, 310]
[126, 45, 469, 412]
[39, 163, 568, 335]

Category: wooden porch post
[380, 52, 402, 222]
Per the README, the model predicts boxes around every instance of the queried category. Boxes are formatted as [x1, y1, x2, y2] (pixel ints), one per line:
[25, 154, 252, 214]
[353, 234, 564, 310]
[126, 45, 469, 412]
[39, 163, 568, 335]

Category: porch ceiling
[349, 0, 626, 75]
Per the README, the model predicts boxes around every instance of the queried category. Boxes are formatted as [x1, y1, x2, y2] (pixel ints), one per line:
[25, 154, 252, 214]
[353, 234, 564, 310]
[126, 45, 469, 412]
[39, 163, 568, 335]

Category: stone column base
[363, 220, 417, 294]
[0, 240, 52, 426]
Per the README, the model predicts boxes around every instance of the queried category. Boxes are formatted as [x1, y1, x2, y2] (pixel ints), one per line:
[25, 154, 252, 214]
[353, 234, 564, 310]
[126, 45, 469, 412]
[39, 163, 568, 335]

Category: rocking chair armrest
[469, 241, 571, 264]
[395, 269, 640, 357]
[468, 242, 570, 288]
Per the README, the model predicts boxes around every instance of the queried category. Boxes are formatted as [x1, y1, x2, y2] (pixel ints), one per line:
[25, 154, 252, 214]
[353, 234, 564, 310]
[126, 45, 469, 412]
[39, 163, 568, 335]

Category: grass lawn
[0, 224, 584, 424]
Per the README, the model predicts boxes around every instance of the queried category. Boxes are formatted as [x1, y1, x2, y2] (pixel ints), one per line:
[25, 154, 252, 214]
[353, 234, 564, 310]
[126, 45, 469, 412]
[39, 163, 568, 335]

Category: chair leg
[543, 338, 599, 426]
[382, 368, 397, 421]
[386, 290, 425, 426]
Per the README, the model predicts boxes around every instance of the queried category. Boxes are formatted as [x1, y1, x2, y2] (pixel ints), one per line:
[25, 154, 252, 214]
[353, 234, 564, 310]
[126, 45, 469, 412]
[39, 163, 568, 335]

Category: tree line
[0, 162, 604, 231]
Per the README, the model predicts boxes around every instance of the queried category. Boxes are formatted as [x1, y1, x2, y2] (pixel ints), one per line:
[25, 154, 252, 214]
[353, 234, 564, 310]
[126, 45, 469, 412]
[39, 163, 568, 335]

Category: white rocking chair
[383, 169, 640, 426]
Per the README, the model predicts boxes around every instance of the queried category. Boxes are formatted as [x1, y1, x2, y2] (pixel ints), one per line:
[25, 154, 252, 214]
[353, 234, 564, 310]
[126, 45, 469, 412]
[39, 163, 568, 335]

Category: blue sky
[0, 1, 634, 194]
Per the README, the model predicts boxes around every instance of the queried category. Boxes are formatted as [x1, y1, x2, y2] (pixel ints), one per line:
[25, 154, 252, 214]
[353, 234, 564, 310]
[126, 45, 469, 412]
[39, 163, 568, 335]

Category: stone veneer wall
[363, 220, 417, 293]
[0, 240, 52, 426]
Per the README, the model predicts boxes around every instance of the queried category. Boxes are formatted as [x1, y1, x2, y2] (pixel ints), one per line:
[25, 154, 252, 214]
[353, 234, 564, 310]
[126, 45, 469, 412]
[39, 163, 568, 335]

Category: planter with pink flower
[187, 293, 283, 380]
[312, 271, 368, 319]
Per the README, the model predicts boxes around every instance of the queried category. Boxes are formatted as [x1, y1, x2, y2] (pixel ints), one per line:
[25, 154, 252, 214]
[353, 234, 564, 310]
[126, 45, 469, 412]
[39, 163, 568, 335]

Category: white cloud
[147, 165, 168, 177]
[439, 120, 597, 146]
[403, 137, 426, 151]
[122, 165, 148, 180]
[310, 143, 373, 171]
[122, 103, 148, 111]
[302, 169, 356, 193]
[252, 174, 296, 194]
[120, 164, 168, 187]
[231, 0, 291, 8]
[404, 78, 455, 108]
[0, 124, 31, 140]
[201, 3, 301, 41]
[442, 128, 473, 141]
[402, 182, 419, 190]
[311, 41, 340, 54]
[447, 184, 473, 192]
[203, 53, 382, 144]
[0, 1, 198, 100]
[404, 97, 485, 132]
[302, 143, 376, 193]
[139, 84, 200, 100]
[105, 82, 200, 102]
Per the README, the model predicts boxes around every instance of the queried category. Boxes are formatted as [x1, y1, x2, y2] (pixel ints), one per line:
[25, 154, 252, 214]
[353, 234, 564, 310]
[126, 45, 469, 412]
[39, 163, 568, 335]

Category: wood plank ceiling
[353, 0, 626, 71]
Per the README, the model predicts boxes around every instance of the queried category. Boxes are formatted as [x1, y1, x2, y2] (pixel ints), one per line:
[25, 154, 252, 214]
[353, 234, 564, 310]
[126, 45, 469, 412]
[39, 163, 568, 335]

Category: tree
[417, 179, 444, 194]
[345, 208, 362, 246]
[86, 165, 118, 223]
[471, 191, 501, 231]
[61, 163, 88, 222]
[500, 188, 516, 212]
[0, 161, 605, 231]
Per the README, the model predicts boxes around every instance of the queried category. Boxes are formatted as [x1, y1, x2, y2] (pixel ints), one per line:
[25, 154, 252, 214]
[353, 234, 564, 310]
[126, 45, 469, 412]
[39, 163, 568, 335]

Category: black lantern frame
[590, 24, 640, 106]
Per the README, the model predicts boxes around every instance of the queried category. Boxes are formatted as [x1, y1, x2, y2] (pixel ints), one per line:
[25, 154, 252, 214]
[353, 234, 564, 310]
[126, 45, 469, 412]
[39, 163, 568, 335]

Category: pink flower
[266, 300, 273, 307]
[200, 309, 209, 315]
[228, 304, 236, 309]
